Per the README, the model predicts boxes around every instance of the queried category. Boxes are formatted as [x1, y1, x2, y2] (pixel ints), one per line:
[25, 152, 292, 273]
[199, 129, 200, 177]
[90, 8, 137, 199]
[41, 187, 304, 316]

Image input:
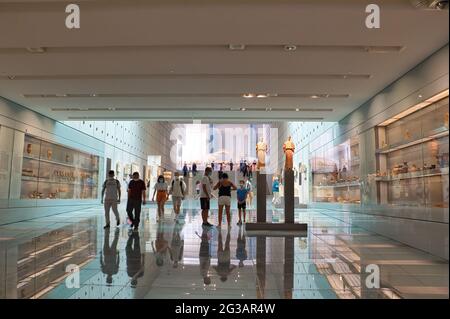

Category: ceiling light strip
[51, 107, 333, 112]
[4, 73, 372, 80]
[25, 93, 349, 98]
[378, 89, 449, 126]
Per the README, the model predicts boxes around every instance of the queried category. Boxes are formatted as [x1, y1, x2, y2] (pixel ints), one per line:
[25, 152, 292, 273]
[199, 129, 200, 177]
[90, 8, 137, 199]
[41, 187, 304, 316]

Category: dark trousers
[127, 199, 142, 227]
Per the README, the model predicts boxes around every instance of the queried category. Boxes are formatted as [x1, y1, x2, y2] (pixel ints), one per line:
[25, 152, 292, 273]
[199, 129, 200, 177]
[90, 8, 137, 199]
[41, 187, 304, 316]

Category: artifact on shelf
[404, 130, 411, 140]
[22, 168, 34, 177]
[26, 144, 32, 155]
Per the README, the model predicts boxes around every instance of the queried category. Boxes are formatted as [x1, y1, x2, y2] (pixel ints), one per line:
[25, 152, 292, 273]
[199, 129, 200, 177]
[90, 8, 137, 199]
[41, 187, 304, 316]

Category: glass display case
[21, 135, 100, 200]
[310, 136, 361, 204]
[374, 95, 449, 208]
[14, 218, 96, 298]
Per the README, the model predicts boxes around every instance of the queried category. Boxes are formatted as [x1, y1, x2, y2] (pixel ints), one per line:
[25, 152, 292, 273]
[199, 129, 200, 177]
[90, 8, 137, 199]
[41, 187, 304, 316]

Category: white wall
[0, 97, 178, 224]
[276, 45, 449, 259]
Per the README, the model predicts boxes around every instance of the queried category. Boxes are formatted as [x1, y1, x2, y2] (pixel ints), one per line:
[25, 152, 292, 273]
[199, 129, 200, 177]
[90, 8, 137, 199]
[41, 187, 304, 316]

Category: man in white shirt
[169, 172, 187, 218]
[200, 167, 213, 227]
[101, 170, 121, 229]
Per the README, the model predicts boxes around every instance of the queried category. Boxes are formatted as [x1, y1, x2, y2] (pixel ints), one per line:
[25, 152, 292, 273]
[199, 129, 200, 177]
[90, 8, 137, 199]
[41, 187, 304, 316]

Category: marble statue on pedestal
[256, 137, 268, 170]
[283, 136, 295, 170]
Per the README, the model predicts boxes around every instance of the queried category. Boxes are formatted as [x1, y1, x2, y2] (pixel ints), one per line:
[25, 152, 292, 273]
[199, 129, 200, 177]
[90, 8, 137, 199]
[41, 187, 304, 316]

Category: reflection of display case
[375, 95, 449, 208]
[311, 136, 361, 204]
[16, 218, 96, 299]
[21, 135, 100, 200]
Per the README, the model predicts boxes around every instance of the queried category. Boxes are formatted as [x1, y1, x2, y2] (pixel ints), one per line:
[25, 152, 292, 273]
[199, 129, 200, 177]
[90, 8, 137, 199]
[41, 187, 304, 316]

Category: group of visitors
[199, 167, 253, 228]
[101, 165, 254, 231]
[99, 167, 257, 286]
[102, 170, 146, 231]
[182, 162, 198, 177]
[239, 160, 255, 178]
[101, 169, 187, 231]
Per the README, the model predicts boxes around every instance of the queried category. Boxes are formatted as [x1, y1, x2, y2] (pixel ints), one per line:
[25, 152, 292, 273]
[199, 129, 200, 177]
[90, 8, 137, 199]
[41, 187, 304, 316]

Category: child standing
[236, 180, 249, 225]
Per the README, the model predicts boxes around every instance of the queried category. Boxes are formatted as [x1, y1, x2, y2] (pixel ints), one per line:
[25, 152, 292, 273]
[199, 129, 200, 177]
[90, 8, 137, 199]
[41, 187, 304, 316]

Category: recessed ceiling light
[7, 75, 15, 80]
[284, 44, 297, 52]
[311, 95, 319, 99]
[229, 44, 246, 50]
[256, 94, 268, 98]
[240, 108, 246, 111]
[26, 47, 46, 54]
[295, 108, 300, 111]
[91, 93, 97, 97]
[418, 94, 423, 98]
[265, 107, 272, 111]
[243, 93, 255, 98]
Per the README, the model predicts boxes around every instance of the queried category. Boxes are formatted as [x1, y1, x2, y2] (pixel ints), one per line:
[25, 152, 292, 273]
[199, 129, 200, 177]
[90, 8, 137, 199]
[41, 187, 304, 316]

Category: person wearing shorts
[200, 167, 213, 227]
[236, 180, 248, 225]
[152, 175, 169, 222]
[213, 173, 237, 228]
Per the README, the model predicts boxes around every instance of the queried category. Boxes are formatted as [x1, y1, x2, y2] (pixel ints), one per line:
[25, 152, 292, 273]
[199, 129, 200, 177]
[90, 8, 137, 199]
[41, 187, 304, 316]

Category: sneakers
[103, 224, 110, 229]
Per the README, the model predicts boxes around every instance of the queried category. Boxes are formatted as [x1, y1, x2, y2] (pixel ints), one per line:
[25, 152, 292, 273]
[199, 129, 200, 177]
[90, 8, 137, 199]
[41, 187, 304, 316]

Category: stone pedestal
[256, 171, 266, 223]
[284, 169, 294, 224]
[246, 168, 307, 234]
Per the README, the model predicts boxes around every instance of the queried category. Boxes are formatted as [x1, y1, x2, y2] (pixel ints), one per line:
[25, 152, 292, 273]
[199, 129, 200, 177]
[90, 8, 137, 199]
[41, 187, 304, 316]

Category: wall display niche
[310, 136, 361, 204]
[374, 94, 449, 208]
[20, 135, 100, 200]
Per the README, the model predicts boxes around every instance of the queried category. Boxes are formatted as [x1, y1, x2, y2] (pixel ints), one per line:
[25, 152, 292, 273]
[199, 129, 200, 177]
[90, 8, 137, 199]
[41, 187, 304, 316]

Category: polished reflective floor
[0, 199, 448, 299]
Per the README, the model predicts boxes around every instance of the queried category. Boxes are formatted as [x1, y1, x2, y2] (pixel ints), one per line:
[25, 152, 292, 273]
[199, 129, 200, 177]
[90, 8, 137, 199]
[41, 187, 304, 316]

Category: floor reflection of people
[152, 222, 169, 267]
[197, 229, 212, 285]
[214, 229, 236, 282]
[101, 228, 120, 285]
[126, 232, 145, 288]
[170, 222, 184, 268]
[236, 226, 247, 268]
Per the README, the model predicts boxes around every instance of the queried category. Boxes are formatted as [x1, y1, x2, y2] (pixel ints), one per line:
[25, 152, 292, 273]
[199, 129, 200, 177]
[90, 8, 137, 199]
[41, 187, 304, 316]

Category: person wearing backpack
[169, 172, 187, 219]
[101, 170, 121, 229]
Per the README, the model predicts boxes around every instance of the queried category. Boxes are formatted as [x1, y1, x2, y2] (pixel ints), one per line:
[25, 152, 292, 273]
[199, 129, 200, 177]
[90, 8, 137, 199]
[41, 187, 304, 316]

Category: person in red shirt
[127, 172, 147, 231]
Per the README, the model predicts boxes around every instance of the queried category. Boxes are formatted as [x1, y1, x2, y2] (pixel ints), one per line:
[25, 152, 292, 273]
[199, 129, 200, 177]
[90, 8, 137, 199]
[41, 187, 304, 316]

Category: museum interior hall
[0, 0, 448, 300]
